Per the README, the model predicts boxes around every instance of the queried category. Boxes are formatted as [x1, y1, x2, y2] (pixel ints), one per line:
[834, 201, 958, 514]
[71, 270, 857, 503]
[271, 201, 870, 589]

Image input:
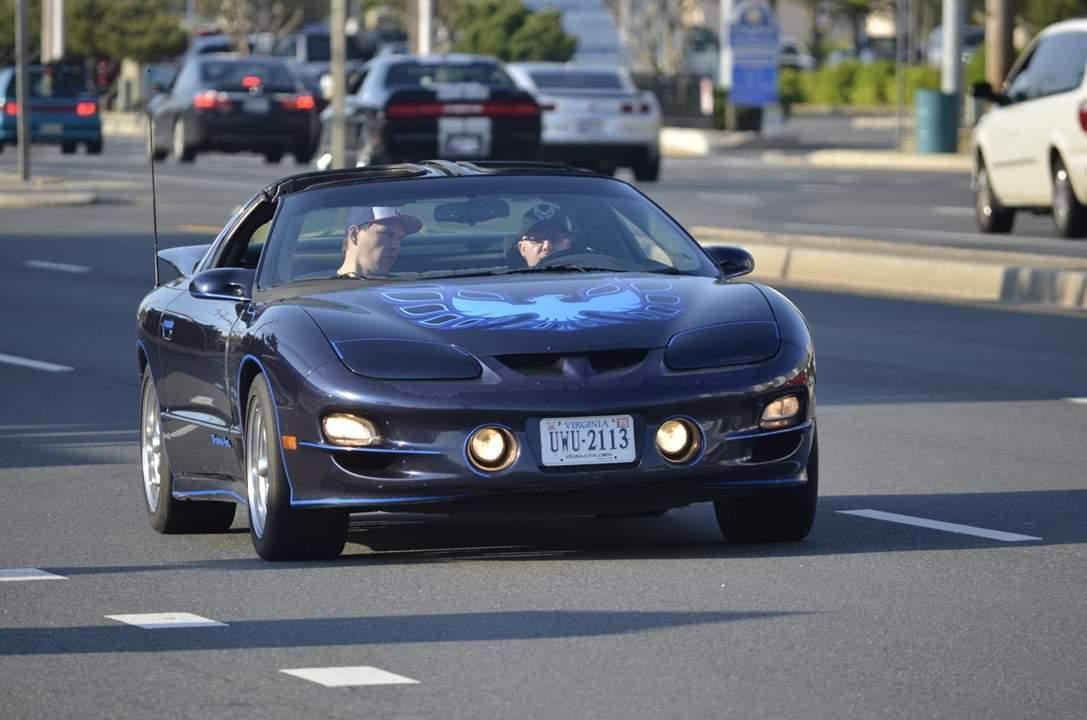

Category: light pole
[419, 0, 432, 56]
[16, 0, 31, 182]
[330, 0, 347, 169]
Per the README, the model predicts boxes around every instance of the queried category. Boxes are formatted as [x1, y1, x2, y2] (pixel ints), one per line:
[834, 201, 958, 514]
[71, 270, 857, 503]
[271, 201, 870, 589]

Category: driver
[336, 206, 423, 278]
[517, 217, 579, 268]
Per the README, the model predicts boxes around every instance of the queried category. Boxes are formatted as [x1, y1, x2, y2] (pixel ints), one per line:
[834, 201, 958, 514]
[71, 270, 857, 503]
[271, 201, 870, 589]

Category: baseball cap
[347, 206, 423, 236]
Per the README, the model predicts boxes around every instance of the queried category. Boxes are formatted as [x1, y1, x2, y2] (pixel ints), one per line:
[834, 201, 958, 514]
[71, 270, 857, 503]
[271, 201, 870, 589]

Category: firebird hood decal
[381, 280, 682, 331]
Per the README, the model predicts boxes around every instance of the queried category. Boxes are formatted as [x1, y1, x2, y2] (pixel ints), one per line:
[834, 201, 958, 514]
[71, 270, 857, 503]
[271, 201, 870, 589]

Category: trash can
[915, 89, 959, 154]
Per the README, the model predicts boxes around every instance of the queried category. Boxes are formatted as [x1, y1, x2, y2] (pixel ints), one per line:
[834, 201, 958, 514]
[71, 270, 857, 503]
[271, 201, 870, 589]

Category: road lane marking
[838, 509, 1042, 542]
[177, 224, 222, 234]
[781, 222, 1055, 245]
[24, 260, 91, 273]
[0, 568, 67, 582]
[1066, 397, 1087, 405]
[933, 206, 974, 217]
[280, 666, 420, 688]
[0, 353, 73, 373]
[105, 613, 227, 629]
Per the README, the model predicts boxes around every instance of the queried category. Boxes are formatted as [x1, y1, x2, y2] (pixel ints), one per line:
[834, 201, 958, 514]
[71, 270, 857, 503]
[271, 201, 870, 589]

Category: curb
[760, 149, 972, 173]
[102, 111, 145, 138]
[0, 191, 98, 208]
[693, 226, 1087, 312]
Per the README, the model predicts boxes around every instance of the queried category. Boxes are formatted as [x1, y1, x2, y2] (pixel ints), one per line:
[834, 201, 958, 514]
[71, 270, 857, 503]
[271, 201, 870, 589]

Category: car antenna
[146, 70, 160, 288]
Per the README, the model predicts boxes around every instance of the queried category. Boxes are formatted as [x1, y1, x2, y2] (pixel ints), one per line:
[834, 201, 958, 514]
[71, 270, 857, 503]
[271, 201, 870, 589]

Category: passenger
[336, 206, 423, 278]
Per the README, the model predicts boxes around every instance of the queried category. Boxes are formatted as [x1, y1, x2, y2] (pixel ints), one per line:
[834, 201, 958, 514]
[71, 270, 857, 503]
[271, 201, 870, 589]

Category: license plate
[540, 414, 635, 467]
[243, 98, 270, 114]
[445, 134, 482, 155]
[40, 123, 63, 135]
[576, 118, 603, 134]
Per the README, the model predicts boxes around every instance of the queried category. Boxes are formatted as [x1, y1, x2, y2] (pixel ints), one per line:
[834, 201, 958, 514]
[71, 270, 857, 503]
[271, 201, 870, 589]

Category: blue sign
[729, 0, 780, 106]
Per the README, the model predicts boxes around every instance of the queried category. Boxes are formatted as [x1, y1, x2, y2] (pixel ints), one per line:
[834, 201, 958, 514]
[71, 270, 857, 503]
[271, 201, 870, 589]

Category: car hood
[296, 274, 774, 358]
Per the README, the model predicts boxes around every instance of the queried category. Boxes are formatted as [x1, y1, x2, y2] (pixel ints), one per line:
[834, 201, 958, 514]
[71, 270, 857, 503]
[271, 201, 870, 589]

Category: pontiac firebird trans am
[136, 161, 818, 560]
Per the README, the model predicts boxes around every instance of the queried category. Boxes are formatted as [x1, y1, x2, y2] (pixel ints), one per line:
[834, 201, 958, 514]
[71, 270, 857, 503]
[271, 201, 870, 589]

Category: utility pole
[985, 0, 1013, 88]
[41, 0, 65, 62]
[330, 0, 347, 169]
[718, 0, 733, 89]
[418, 0, 432, 56]
[16, 0, 31, 182]
[940, 0, 963, 96]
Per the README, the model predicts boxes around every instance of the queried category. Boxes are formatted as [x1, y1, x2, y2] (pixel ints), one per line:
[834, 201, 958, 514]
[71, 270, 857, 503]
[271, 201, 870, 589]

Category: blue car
[0, 64, 103, 155]
[136, 162, 818, 560]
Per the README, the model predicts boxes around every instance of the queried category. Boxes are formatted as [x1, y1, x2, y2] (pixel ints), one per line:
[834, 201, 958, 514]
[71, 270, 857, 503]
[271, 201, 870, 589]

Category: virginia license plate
[244, 98, 270, 113]
[540, 414, 635, 467]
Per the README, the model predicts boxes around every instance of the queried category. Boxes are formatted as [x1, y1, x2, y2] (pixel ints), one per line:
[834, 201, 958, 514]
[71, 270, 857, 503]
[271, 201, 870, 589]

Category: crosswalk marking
[280, 666, 420, 688]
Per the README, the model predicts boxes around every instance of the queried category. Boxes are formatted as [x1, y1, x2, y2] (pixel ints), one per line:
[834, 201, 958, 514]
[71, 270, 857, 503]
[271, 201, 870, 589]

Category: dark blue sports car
[137, 161, 817, 560]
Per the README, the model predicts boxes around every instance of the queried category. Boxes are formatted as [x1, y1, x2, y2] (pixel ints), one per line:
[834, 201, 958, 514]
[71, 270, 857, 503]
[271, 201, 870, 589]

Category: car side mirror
[189, 267, 255, 302]
[705, 245, 755, 279]
[971, 81, 1010, 106]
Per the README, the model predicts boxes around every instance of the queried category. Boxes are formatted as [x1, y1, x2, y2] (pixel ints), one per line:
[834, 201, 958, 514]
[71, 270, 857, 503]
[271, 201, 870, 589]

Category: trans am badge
[382, 280, 683, 331]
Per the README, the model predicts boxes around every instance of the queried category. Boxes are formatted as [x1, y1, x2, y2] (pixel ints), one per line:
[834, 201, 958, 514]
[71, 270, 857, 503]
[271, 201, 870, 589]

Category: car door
[153, 61, 193, 150]
[157, 200, 275, 480]
[1017, 30, 1087, 205]
[983, 42, 1039, 205]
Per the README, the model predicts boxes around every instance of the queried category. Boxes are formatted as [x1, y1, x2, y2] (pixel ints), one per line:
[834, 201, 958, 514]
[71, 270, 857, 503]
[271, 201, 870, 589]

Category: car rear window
[18, 67, 92, 98]
[385, 62, 514, 88]
[529, 71, 624, 91]
[199, 61, 297, 92]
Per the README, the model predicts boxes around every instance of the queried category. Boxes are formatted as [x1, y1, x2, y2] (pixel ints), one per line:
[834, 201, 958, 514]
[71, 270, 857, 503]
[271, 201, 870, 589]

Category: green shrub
[779, 67, 803, 105]
[849, 61, 895, 105]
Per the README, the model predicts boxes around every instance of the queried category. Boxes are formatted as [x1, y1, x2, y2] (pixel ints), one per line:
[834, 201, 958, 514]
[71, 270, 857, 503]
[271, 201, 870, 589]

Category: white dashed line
[105, 613, 228, 629]
[1065, 397, 1087, 405]
[0, 568, 67, 582]
[24, 260, 91, 274]
[0, 353, 73, 373]
[281, 666, 420, 688]
[838, 509, 1042, 542]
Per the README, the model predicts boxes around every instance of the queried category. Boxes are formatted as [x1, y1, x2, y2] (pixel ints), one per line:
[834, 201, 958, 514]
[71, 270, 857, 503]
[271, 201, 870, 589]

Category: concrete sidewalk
[695, 226, 1087, 312]
[0, 172, 143, 208]
[759, 148, 972, 173]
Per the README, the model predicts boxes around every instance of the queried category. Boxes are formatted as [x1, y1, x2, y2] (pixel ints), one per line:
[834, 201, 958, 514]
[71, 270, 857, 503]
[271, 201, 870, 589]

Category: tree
[65, 0, 189, 64]
[446, 0, 576, 62]
[0, 0, 42, 66]
[1019, 0, 1087, 31]
[196, 0, 328, 52]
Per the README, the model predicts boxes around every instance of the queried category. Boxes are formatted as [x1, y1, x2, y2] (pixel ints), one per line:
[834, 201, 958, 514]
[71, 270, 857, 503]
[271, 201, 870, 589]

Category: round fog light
[467, 426, 518, 472]
[656, 418, 701, 464]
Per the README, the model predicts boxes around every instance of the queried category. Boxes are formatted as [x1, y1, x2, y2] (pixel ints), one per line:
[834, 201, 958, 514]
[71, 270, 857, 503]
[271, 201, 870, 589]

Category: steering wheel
[535, 250, 622, 269]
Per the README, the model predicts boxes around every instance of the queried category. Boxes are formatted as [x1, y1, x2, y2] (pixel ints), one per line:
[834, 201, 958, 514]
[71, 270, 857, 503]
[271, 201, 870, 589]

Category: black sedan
[315, 53, 541, 168]
[147, 54, 319, 164]
[137, 161, 818, 560]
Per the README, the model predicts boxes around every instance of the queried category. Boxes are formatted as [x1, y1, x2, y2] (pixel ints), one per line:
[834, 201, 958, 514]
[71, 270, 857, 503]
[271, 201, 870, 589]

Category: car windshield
[529, 70, 624, 91]
[199, 60, 297, 92]
[258, 175, 718, 287]
[385, 61, 515, 88]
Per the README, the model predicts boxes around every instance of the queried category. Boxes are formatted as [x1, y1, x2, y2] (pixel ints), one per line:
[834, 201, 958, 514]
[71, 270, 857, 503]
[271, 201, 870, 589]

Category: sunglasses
[520, 231, 572, 244]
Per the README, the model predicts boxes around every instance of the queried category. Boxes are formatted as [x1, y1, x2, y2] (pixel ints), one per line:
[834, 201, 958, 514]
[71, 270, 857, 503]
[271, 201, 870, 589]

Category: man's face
[518, 231, 572, 268]
[350, 220, 405, 274]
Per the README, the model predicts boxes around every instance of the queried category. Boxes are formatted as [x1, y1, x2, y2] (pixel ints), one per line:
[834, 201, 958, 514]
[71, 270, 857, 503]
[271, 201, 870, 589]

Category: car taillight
[386, 102, 444, 118]
[483, 101, 539, 117]
[76, 101, 96, 117]
[621, 102, 652, 114]
[1080, 102, 1087, 133]
[193, 90, 231, 110]
[281, 94, 316, 111]
[3, 101, 17, 116]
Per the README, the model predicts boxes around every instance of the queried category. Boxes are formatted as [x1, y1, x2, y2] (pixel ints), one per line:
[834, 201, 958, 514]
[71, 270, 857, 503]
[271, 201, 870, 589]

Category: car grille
[494, 349, 648, 377]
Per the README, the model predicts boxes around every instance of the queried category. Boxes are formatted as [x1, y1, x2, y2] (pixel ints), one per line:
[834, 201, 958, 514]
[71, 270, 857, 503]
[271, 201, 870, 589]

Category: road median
[694, 226, 1087, 312]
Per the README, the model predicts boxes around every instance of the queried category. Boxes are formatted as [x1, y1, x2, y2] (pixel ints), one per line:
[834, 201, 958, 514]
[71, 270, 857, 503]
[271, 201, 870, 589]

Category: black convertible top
[264, 160, 594, 200]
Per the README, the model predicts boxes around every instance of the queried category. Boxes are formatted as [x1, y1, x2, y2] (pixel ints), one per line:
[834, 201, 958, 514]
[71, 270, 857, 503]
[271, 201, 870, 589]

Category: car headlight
[656, 418, 701, 464]
[323, 413, 379, 447]
[467, 426, 518, 472]
[759, 394, 802, 430]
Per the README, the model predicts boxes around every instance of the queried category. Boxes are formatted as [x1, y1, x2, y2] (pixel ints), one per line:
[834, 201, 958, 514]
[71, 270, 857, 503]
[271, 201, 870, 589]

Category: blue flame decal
[382, 280, 682, 331]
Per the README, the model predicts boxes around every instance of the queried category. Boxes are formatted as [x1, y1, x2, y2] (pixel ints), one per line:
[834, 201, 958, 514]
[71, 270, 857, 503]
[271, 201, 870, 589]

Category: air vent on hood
[495, 349, 648, 377]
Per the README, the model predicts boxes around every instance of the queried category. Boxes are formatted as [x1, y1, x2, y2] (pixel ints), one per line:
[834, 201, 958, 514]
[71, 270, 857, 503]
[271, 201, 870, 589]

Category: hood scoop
[495, 349, 649, 378]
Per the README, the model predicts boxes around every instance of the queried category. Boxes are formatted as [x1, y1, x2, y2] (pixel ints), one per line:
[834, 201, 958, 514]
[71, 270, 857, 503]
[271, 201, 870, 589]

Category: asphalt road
[1, 141, 1086, 719]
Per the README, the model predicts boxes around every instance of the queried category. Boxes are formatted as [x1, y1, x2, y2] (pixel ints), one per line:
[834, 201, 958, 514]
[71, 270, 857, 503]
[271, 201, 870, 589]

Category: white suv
[972, 20, 1087, 238]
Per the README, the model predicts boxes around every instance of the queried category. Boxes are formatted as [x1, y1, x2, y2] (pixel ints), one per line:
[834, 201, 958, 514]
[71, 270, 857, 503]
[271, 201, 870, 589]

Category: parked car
[506, 62, 661, 181]
[0, 63, 102, 155]
[971, 19, 1087, 238]
[136, 161, 818, 560]
[147, 54, 318, 164]
[314, 53, 541, 169]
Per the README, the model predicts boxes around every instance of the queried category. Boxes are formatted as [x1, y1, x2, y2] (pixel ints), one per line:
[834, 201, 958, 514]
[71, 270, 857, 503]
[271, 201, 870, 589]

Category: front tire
[1052, 156, 1087, 239]
[245, 373, 347, 561]
[714, 432, 818, 543]
[140, 368, 235, 533]
[975, 162, 1015, 234]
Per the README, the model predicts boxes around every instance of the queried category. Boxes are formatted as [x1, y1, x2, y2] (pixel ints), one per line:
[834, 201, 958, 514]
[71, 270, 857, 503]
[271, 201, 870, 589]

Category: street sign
[729, 0, 780, 106]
